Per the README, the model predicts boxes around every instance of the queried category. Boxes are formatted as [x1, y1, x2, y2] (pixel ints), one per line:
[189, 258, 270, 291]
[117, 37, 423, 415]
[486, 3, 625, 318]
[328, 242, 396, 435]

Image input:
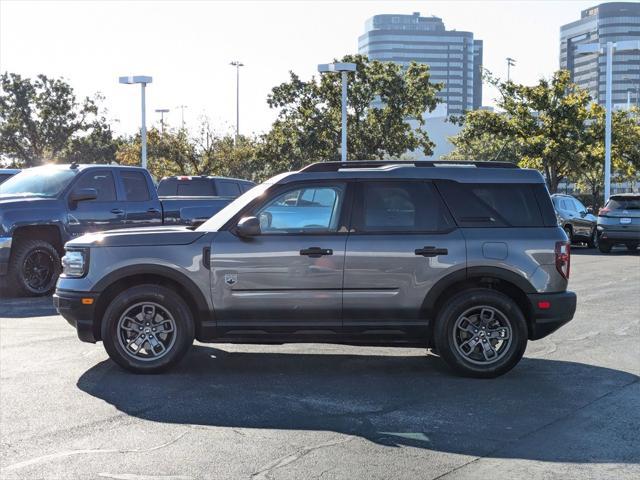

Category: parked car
[55, 160, 576, 378]
[551, 194, 597, 247]
[0, 169, 20, 185]
[597, 193, 640, 253]
[0, 164, 235, 296]
[157, 175, 255, 197]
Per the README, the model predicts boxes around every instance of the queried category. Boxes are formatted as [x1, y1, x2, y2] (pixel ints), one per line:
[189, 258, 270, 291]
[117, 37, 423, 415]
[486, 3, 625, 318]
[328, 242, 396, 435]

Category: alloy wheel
[452, 306, 513, 365]
[117, 302, 177, 361]
[22, 249, 55, 293]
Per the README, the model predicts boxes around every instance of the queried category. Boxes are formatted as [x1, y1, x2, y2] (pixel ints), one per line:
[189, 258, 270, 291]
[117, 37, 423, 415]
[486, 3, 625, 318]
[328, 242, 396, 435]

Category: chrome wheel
[453, 306, 512, 365]
[117, 302, 177, 361]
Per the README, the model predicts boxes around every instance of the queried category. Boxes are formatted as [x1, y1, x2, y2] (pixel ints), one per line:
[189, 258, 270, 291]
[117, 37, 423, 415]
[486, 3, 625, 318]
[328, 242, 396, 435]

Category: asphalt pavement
[1, 247, 639, 480]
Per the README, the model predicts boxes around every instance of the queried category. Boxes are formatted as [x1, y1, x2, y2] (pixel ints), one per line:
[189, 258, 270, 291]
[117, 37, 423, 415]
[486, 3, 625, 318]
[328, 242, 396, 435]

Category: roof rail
[300, 160, 519, 172]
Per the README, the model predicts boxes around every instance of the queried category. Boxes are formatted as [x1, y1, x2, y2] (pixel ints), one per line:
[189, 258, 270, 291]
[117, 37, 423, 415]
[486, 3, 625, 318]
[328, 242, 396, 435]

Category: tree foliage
[259, 54, 441, 172]
[0, 73, 116, 167]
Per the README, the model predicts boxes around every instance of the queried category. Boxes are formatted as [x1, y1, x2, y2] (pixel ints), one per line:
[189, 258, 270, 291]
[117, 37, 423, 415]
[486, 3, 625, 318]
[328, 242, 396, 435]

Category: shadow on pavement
[0, 296, 56, 318]
[571, 245, 639, 256]
[77, 345, 639, 463]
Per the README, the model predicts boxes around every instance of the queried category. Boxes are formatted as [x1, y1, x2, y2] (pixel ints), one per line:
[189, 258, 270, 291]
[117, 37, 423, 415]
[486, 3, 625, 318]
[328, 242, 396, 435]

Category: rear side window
[353, 181, 454, 233]
[217, 181, 241, 197]
[606, 197, 640, 210]
[121, 171, 150, 201]
[436, 181, 549, 227]
[176, 179, 215, 196]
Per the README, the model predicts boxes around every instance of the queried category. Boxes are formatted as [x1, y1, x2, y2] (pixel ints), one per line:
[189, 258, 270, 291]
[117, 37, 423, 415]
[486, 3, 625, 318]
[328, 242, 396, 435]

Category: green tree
[576, 105, 640, 207]
[447, 70, 592, 192]
[259, 54, 442, 171]
[0, 73, 116, 166]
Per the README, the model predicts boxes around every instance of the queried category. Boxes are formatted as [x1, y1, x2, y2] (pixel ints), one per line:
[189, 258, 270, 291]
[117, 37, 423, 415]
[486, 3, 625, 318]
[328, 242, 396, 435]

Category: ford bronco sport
[55, 161, 576, 378]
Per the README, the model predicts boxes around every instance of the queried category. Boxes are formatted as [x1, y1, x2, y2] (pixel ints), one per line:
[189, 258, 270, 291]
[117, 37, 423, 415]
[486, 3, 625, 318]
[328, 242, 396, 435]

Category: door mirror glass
[69, 188, 98, 205]
[236, 216, 261, 237]
[586, 207, 593, 214]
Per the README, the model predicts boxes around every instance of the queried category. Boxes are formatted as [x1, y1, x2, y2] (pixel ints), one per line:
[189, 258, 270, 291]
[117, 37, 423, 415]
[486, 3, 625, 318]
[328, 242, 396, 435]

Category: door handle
[300, 247, 333, 257]
[111, 208, 125, 215]
[415, 246, 448, 257]
[147, 208, 161, 214]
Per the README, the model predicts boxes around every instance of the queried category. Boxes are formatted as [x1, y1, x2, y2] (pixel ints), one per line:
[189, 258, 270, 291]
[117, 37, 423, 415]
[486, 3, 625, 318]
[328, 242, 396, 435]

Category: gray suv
[551, 194, 597, 247]
[54, 161, 577, 378]
[597, 194, 640, 253]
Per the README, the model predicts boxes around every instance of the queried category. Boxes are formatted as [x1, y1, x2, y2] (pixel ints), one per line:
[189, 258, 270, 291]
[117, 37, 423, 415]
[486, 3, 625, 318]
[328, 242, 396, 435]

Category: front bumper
[527, 291, 577, 340]
[53, 289, 99, 343]
[0, 236, 11, 275]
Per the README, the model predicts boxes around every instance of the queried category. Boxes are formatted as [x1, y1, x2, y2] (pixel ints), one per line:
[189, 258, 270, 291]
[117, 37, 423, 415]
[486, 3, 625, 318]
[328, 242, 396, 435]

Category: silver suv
[54, 161, 576, 378]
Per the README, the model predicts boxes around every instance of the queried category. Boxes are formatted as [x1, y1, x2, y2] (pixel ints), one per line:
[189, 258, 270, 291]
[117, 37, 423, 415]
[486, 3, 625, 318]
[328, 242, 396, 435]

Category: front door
[343, 181, 466, 336]
[210, 182, 350, 333]
[66, 170, 127, 236]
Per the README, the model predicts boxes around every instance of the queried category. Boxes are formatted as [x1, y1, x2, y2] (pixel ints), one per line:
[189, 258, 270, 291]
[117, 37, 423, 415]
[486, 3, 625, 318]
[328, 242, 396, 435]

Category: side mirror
[586, 207, 593, 214]
[236, 216, 261, 237]
[69, 188, 98, 206]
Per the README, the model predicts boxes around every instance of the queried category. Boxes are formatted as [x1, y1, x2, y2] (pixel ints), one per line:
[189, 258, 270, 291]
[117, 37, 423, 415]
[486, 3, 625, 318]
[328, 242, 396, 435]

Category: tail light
[555, 241, 570, 280]
[598, 207, 610, 216]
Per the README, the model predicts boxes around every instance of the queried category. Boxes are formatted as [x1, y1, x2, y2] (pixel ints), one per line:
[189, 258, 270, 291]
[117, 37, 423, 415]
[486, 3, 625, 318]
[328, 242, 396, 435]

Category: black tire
[7, 239, 61, 297]
[598, 240, 612, 253]
[101, 284, 195, 374]
[563, 225, 573, 244]
[433, 288, 528, 378]
[587, 228, 598, 248]
[625, 242, 638, 251]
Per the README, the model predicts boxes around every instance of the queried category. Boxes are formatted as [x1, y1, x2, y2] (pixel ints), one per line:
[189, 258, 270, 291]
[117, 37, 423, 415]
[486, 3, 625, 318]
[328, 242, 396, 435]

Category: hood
[67, 226, 208, 248]
[0, 195, 57, 206]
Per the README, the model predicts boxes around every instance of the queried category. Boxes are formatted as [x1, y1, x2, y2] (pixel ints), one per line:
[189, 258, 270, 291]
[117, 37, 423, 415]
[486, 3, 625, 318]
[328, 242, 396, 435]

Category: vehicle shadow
[77, 345, 639, 463]
[0, 296, 57, 318]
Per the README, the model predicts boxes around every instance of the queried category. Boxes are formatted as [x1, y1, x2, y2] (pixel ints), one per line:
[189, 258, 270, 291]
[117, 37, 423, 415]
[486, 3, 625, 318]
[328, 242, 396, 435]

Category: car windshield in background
[607, 197, 640, 210]
[0, 166, 77, 197]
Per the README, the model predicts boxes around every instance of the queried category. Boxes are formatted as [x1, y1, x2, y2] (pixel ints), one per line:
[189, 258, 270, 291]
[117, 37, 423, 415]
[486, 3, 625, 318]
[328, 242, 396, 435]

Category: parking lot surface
[1, 248, 639, 480]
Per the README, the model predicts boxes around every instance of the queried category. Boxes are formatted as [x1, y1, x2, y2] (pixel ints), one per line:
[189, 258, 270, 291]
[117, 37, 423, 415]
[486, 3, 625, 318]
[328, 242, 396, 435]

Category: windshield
[196, 173, 290, 232]
[607, 197, 640, 210]
[0, 166, 77, 197]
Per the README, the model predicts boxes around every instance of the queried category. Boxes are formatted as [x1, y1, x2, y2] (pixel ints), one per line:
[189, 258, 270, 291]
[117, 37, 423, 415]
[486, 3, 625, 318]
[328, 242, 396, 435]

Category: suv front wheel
[434, 289, 528, 378]
[101, 284, 195, 373]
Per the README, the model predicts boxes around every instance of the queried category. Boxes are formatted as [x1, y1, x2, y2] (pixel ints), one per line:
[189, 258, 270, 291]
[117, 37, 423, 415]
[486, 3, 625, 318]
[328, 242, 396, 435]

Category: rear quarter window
[436, 181, 553, 227]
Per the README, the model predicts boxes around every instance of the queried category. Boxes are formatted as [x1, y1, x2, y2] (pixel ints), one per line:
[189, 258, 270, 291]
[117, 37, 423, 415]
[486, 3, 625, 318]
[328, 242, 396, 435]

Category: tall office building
[560, 2, 640, 108]
[358, 12, 483, 115]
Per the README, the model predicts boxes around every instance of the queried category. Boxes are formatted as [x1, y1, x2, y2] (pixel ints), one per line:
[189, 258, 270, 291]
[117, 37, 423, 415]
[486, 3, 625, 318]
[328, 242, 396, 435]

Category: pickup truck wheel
[101, 285, 195, 373]
[433, 288, 528, 378]
[8, 239, 61, 297]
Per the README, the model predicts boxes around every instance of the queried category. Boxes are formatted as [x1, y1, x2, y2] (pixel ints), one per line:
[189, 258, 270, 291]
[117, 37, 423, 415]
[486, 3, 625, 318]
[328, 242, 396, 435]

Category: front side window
[255, 184, 345, 234]
[73, 171, 116, 202]
[354, 181, 453, 232]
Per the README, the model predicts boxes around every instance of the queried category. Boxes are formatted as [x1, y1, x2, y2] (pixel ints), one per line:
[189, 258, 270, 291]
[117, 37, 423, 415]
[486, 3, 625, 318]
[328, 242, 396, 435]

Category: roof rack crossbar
[301, 160, 518, 173]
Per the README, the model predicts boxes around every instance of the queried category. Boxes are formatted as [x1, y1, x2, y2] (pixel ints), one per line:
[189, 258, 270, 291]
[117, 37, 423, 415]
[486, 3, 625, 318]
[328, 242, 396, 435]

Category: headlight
[61, 249, 88, 278]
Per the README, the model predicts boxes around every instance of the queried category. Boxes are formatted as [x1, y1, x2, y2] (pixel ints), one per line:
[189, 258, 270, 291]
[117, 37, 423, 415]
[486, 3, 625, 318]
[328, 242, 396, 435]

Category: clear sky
[1, 0, 598, 137]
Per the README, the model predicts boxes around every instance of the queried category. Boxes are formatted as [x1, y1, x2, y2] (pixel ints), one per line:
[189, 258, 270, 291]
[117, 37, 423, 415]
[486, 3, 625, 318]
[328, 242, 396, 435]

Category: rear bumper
[527, 291, 577, 340]
[53, 289, 99, 343]
[597, 227, 640, 242]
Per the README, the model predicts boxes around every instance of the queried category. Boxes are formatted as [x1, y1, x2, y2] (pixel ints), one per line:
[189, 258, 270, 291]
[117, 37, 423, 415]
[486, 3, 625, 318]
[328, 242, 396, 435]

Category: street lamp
[175, 105, 188, 130]
[230, 61, 244, 142]
[506, 57, 516, 82]
[155, 108, 169, 134]
[317, 62, 357, 162]
[576, 40, 640, 201]
[119, 75, 152, 169]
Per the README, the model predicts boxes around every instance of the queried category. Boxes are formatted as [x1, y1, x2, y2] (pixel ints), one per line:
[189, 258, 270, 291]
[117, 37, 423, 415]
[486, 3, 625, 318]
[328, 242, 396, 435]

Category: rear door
[342, 180, 466, 336]
[117, 170, 162, 227]
[210, 181, 350, 332]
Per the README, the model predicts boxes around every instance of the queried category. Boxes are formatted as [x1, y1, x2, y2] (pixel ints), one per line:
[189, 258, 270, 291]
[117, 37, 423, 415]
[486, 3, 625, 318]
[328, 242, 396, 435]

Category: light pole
[119, 75, 152, 169]
[155, 108, 169, 134]
[576, 40, 640, 201]
[318, 62, 357, 162]
[506, 57, 516, 82]
[230, 61, 244, 142]
[176, 105, 187, 130]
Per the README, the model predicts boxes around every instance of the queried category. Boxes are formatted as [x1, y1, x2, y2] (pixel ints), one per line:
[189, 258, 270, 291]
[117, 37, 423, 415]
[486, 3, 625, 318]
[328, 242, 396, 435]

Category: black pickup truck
[0, 164, 234, 296]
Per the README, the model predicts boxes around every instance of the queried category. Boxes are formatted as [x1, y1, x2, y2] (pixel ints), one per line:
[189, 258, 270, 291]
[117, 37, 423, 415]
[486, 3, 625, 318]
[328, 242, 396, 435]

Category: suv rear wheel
[598, 240, 612, 253]
[101, 284, 195, 373]
[626, 242, 638, 251]
[434, 288, 528, 378]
